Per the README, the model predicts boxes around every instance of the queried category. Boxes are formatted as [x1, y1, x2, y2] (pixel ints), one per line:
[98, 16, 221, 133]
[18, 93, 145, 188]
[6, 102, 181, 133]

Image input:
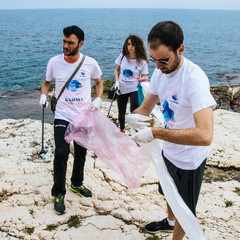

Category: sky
[0, 0, 240, 10]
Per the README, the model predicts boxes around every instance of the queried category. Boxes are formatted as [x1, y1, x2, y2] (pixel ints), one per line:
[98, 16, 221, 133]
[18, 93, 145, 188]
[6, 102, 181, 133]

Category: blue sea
[0, 8, 240, 121]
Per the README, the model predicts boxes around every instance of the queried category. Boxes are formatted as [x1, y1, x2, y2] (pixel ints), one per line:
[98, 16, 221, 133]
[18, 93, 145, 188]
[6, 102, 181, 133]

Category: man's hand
[39, 94, 48, 107]
[131, 128, 154, 143]
[126, 113, 151, 131]
[89, 97, 102, 111]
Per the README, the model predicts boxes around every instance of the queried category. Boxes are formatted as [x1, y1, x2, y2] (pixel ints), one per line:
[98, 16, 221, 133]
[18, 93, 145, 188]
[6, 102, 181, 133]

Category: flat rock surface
[0, 101, 239, 240]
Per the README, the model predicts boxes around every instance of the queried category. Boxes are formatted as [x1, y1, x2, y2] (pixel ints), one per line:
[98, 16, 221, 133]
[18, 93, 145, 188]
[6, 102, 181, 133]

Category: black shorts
[158, 152, 206, 216]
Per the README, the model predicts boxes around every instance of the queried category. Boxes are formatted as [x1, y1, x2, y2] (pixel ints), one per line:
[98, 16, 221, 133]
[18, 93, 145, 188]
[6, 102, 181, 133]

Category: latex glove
[39, 94, 48, 107]
[131, 128, 154, 143]
[89, 97, 102, 111]
[114, 81, 119, 91]
[126, 113, 151, 131]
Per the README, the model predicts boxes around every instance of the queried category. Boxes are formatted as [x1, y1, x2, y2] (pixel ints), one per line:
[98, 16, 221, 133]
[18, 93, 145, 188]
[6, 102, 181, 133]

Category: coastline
[0, 81, 239, 123]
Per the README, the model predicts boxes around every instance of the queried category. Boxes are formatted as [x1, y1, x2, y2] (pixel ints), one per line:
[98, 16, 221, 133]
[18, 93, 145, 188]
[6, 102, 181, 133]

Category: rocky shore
[0, 82, 239, 124]
[0, 98, 239, 240]
[103, 80, 240, 112]
[210, 85, 240, 111]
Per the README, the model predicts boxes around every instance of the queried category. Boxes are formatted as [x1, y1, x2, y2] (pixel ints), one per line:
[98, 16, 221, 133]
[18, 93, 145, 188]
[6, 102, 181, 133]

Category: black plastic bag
[108, 85, 117, 100]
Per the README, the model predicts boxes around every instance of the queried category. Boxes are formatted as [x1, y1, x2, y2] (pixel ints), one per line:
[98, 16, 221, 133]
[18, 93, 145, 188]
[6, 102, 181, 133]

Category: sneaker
[70, 184, 92, 198]
[144, 218, 174, 233]
[120, 129, 125, 133]
[54, 194, 66, 215]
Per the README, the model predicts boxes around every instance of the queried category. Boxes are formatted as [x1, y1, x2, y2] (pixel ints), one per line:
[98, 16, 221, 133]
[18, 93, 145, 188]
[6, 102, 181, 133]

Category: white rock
[0, 107, 239, 240]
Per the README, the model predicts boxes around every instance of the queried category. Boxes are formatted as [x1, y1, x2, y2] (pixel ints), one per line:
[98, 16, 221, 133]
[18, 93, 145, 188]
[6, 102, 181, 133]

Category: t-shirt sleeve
[141, 60, 149, 75]
[115, 53, 123, 65]
[187, 68, 216, 113]
[91, 59, 102, 79]
[149, 69, 159, 95]
[45, 58, 54, 82]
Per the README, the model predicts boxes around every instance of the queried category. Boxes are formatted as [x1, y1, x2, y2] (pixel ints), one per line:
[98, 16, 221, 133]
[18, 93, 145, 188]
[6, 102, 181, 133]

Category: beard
[159, 55, 182, 74]
[63, 44, 79, 57]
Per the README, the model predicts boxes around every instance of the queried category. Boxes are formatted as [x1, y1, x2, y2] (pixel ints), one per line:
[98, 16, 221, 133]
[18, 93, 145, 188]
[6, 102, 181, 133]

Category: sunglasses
[149, 51, 176, 65]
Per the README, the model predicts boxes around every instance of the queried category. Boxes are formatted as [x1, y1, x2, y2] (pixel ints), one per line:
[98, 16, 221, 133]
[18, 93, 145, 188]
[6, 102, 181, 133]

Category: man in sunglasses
[127, 21, 216, 239]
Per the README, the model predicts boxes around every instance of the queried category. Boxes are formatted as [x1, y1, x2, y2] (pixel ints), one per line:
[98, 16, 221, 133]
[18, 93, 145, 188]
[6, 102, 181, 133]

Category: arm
[40, 80, 51, 95]
[93, 78, 103, 98]
[133, 92, 159, 116]
[114, 65, 120, 81]
[89, 78, 103, 111]
[152, 107, 214, 146]
[39, 80, 51, 107]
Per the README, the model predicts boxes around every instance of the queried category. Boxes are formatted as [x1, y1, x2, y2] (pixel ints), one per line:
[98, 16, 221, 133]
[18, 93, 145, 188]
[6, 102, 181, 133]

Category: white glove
[114, 81, 119, 91]
[39, 94, 48, 107]
[126, 113, 151, 131]
[89, 97, 102, 111]
[131, 128, 154, 143]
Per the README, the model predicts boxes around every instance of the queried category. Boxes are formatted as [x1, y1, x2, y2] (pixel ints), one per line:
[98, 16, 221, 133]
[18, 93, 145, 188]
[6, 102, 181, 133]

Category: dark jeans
[117, 91, 139, 130]
[51, 119, 87, 197]
[158, 152, 206, 216]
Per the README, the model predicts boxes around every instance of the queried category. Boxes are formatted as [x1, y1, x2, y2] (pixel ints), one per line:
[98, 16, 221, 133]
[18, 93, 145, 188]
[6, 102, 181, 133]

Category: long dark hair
[122, 35, 148, 64]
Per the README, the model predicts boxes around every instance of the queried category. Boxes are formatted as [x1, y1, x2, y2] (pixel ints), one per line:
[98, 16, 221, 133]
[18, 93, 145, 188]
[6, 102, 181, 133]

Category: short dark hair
[63, 25, 84, 42]
[148, 21, 184, 51]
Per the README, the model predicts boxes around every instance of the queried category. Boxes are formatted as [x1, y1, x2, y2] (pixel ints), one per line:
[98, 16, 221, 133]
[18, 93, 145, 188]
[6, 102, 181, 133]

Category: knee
[55, 147, 69, 161]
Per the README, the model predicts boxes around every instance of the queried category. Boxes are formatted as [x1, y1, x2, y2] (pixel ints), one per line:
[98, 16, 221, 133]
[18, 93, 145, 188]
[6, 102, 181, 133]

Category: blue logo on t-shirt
[170, 93, 179, 105]
[79, 72, 86, 77]
[123, 69, 133, 78]
[67, 79, 82, 92]
[172, 95, 177, 101]
[162, 101, 174, 122]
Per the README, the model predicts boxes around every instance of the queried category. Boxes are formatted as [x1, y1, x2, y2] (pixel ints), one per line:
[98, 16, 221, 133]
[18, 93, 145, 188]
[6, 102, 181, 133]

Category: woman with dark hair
[114, 35, 149, 132]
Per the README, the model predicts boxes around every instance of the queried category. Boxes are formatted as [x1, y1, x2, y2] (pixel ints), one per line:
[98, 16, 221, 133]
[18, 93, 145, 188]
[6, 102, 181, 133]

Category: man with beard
[39, 25, 103, 215]
[126, 21, 216, 239]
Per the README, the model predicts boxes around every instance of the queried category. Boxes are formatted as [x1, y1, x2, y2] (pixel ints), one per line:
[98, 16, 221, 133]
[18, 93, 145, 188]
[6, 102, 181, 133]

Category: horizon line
[0, 7, 240, 11]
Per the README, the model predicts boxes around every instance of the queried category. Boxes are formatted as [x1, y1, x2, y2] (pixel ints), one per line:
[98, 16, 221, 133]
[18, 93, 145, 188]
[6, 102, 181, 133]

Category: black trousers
[158, 152, 206, 216]
[51, 119, 87, 197]
[117, 91, 139, 130]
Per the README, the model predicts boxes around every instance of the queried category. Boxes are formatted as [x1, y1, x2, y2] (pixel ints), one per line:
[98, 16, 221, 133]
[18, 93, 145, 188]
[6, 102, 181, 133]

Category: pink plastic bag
[65, 110, 151, 188]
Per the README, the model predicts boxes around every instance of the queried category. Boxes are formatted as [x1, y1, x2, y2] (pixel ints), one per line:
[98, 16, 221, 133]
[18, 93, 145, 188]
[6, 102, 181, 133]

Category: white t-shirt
[46, 54, 102, 122]
[149, 57, 216, 170]
[115, 53, 148, 94]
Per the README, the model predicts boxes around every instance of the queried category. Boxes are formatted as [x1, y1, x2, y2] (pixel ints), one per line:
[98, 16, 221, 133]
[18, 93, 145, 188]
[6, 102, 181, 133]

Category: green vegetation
[225, 200, 233, 207]
[67, 215, 81, 228]
[45, 224, 58, 231]
[145, 236, 163, 240]
[23, 227, 34, 235]
[234, 187, 240, 196]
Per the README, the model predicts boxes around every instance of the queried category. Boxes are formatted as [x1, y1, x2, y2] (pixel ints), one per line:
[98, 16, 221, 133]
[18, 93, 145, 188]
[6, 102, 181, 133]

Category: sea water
[0, 8, 239, 120]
